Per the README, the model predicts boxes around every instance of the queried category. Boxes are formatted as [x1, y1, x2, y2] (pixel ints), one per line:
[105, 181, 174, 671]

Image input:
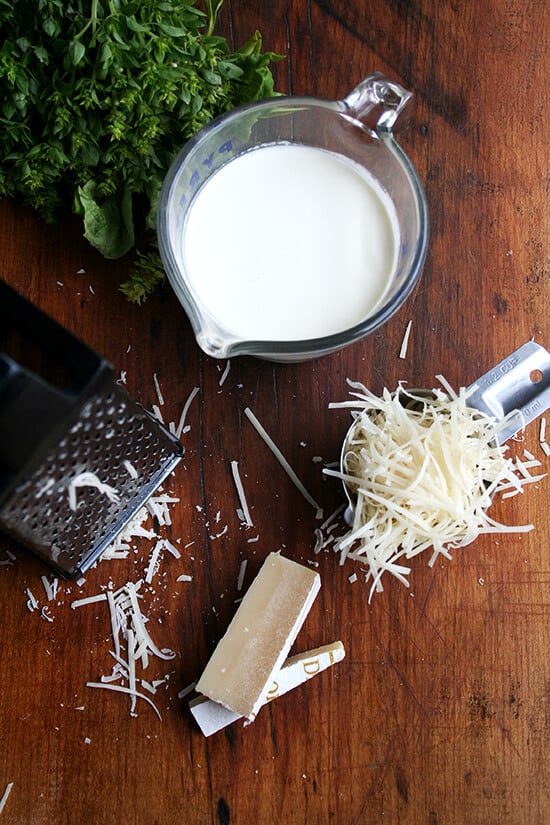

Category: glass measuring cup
[157, 73, 429, 362]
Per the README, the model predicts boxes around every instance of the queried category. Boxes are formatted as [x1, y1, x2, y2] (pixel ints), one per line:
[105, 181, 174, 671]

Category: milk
[181, 143, 399, 341]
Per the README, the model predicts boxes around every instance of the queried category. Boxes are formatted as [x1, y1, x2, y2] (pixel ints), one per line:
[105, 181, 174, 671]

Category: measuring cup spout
[342, 73, 414, 137]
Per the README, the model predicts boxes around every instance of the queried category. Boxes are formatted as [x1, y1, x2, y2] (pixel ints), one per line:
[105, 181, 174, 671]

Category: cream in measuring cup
[158, 73, 429, 361]
[182, 143, 399, 341]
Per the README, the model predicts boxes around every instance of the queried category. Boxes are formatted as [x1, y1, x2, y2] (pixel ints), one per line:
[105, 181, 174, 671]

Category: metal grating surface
[0, 381, 183, 578]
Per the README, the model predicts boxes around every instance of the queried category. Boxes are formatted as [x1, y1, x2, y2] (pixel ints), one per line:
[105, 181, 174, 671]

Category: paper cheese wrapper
[190, 640, 345, 737]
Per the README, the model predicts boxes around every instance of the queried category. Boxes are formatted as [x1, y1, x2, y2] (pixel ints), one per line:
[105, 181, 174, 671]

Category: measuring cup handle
[342, 73, 415, 137]
[466, 341, 550, 443]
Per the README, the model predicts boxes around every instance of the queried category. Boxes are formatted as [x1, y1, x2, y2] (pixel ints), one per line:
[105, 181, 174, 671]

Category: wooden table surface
[1, 2, 549, 824]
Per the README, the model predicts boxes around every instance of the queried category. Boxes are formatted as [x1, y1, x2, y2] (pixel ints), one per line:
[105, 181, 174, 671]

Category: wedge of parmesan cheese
[195, 552, 321, 720]
[190, 641, 345, 736]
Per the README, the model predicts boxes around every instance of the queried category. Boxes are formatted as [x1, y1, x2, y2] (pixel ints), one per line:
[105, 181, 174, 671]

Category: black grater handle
[0, 280, 114, 498]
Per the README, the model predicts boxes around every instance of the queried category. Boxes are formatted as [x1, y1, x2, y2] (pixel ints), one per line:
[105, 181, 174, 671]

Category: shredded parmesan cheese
[218, 360, 231, 387]
[41, 575, 58, 602]
[177, 681, 196, 699]
[176, 386, 199, 438]
[0, 783, 13, 815]
[123, 459, 139, 479]
[67, 471, 120, 511]
[244, 406, 323, 518]
[153, 372, 165, 406]
[399, 319, 412, 359]
[230, 460, 253, 527]
[151, 403, 164, 423]
[25, 588, 38, 611]
[75, 580, 175, 718]
[86, 681, 162, 721]
[237, 559, 248, 591]
[326, 378, 546, 599]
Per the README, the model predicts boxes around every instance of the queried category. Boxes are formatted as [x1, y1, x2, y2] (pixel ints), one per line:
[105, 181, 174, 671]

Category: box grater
[0, 280, 184, 579]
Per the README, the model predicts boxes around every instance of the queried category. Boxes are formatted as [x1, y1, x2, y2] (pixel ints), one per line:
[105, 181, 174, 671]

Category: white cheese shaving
[35, 477, 55, 498]
[25, 588, 38, 611]
[0, 782, 13, 815]
[230, 460, 254, 527]
[71, 593, 108, 609]
[237, 559, 248, 591]
[40, 606, 54, 622]
[218, 360, 231, 387]
[153, 372, 165, 406]
[177, 681, 196, 699]
[40, 575, 58, 602]
[399, 319, 412, 359]
[162, 539, 181, 559]
[145, 540, 163, 584]
[176, 386, 199, 439]
[67, 471, 120, 511]
[151, 403, 164, 423]
[86, 681, 161, 720]
[76, 580, 174, 718]
[244, 406, 323, 518]
[209, 525, 228, 540]
[326, 378, 545, 599]
[123, 459, 139, 479]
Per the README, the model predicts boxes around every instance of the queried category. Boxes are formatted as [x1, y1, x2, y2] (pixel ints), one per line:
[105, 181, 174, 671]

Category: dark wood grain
[1, 2, 549, 824]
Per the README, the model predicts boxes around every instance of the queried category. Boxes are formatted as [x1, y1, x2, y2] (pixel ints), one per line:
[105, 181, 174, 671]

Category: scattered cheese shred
[218, 360, 231, 387]
[71, 593, 108, 610]
[67, 471, 120, 511]
[0, 782, 13, 815]
[399, 319, 412, 359]
[25, 588, 38, 612]
[326, 378, 546, 599]
[86, 681, 161, 721]
[123, 459, 139, 479]
[230, 460, 253, 527]
[153, 372, 165, 406]
[177, 681, 196, 700]
[76, 580, 175, 718]
[151, 404, 164, 423]
[237, 559, 248, 591]
[41, 575, 58, 602]
[176, 386, 199, 439]
[145, 540, 163, 584]
[244, 407, 323, 518]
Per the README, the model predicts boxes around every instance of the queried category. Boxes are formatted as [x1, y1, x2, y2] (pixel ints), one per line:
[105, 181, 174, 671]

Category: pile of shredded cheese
[73, 579, 176, 720]
[325, 377, 546, 599]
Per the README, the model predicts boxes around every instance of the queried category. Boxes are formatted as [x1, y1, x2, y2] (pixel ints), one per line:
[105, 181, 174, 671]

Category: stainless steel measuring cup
[340, 340, 550, 524]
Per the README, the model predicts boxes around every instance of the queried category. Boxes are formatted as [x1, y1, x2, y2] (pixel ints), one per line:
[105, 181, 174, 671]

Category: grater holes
[0, 381, 182, 574]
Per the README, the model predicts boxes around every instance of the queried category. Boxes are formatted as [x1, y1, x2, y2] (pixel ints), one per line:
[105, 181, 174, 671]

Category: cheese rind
[190, 641, 345, 736]
[195, 552, 321, 719]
